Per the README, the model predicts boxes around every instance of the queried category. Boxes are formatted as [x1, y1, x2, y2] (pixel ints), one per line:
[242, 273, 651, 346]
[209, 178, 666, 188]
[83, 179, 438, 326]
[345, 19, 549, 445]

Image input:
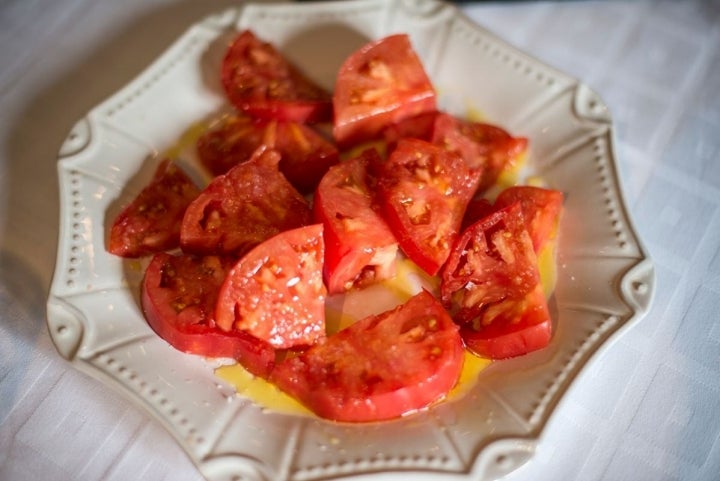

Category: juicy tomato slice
[313, 149, 398, 294]
[108, 159, 200, 258]
[180, 146, 312, 256]
[221, 30, 332, 123]
[461, 283, 552, 359]
[461, 197, 495, 231]
[197, 114, 339, 194]
[333, 34, 437, 148]
[215, 224, 327, 350]
[375, 138, 481, 276]
[431, 113, 528, 192]
[270, 290, 464, 422]
[440, 202, 540, 324]
[196, 114, 267, 177]
[494, 185, 564, 252]
[265, 120, 340, 194]
[382, 110, 439, 152]
[141, 252, 276, 378]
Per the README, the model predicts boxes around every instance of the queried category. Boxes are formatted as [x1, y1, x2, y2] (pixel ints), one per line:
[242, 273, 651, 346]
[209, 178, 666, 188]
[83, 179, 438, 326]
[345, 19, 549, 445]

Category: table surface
[1, 1, 719, 480]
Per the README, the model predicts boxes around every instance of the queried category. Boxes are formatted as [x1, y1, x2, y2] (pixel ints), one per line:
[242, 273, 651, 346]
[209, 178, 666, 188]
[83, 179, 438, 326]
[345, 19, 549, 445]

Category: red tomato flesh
[270, 290, 464, 422]
[215, 224, 326, 350]
[461, 283, 552, 359]
[494, 185, 564, 252]
[382, 110, 439, 152]
[197, 114, 339, 194]
[141, 252, 276, 378]
[196, 114, 267, 177]
[221, 30, 332, 123]
[108, 159, 200, 258]
[333, 34, 437, 148]
[313, 149, 398, 294]
[431, 113, 528, 192]
[180, 146, 312, 256]
[375, 138, 480, 276]
[264, 119, 340, 194]
[440, 202, 540, 324]
[461, 197, 495, 231]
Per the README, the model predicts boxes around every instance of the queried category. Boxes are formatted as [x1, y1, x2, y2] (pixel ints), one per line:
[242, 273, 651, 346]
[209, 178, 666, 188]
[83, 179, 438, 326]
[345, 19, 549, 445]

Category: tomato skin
[313, 149, 398, 294]
[215, 224, 327, 350]
[108, 159, 200, 258]
[461, 283, 551, 359]
[440, 202, 540, 324]
[494, 185, 564, 252]
[180, 146, 312, 256]
[375, 138, 480, 276]
[431, 113, 528, 192]
[141, 252, 276, 378]
[221, 30, 332, 123]
[270, 290, 464, 422]
[333, 34, 437, 148]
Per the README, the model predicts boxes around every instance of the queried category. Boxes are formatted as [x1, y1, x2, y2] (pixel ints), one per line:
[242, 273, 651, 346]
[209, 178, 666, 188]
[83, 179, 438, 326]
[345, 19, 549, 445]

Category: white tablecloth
[1, 1, 718, 480]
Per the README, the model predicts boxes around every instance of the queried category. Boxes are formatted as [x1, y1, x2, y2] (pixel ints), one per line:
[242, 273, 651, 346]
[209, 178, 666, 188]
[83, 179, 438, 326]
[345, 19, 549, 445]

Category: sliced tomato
[197, 114, 339, 193]
[313, 149, 398, 294]
[196, 114, 267, 177]
[440, 202, 540, 324]
[333, 34, 437, 148]
[215, 224, 326, 350]
[180, 146, 312, 256]
[108, 159, 200, 258]
[264, 120, 340, 194]
[382, 110, 438, 152]
[141, 252, 275, 378]
[494, 185, 564, 252]
[461, 197, 495, 231]
[375, 138, 480, 276]
[461, 283, 552, 359]
[270, 290, 463, 422]
[221, 29, 332, 123]
[431, 113, 528, 192]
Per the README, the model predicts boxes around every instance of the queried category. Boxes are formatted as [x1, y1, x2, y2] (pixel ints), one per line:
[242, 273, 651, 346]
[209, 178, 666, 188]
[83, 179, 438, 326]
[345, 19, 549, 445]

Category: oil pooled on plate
[215, 250, 557, 418]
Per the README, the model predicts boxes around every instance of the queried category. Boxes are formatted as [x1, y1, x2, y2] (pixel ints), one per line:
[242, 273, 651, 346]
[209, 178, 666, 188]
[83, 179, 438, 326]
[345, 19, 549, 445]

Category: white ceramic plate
[47, 1, 655, 480]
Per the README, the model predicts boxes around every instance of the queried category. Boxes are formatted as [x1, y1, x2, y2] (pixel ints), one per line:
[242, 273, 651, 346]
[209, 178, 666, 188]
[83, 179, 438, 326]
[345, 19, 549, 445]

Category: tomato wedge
[375, 138, 480, 276]
[196, 114, 267, 177]
[197, 114, 339, 194]
[263, 120, 340, 194]
[333, 34, 437, 148]
[313, 149, 398, 294]
[461, 197, 495, 231]
[461, 283, 552, 359]
[270, 290, 464, 422]
[108, 159, 199, 258]
[431, 113, 528, 192]
[440, 202, 540, 324]
[382, 110, 438, 152]
[221, 30, 332, 123]
[141, 252, 276, 378]
[215, 224, 326, 350]
[494, 185, 564, 252]
[180, 146, 312, 256]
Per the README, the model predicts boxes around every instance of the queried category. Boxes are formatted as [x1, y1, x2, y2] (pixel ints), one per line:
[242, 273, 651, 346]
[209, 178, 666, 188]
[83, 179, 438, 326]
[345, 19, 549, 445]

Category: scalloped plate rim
[46, 1, 655, 480]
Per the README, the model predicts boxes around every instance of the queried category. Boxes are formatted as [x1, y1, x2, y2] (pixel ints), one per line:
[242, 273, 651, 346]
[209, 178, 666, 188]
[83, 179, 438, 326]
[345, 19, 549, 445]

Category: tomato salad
[108, 30, 563, 423]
